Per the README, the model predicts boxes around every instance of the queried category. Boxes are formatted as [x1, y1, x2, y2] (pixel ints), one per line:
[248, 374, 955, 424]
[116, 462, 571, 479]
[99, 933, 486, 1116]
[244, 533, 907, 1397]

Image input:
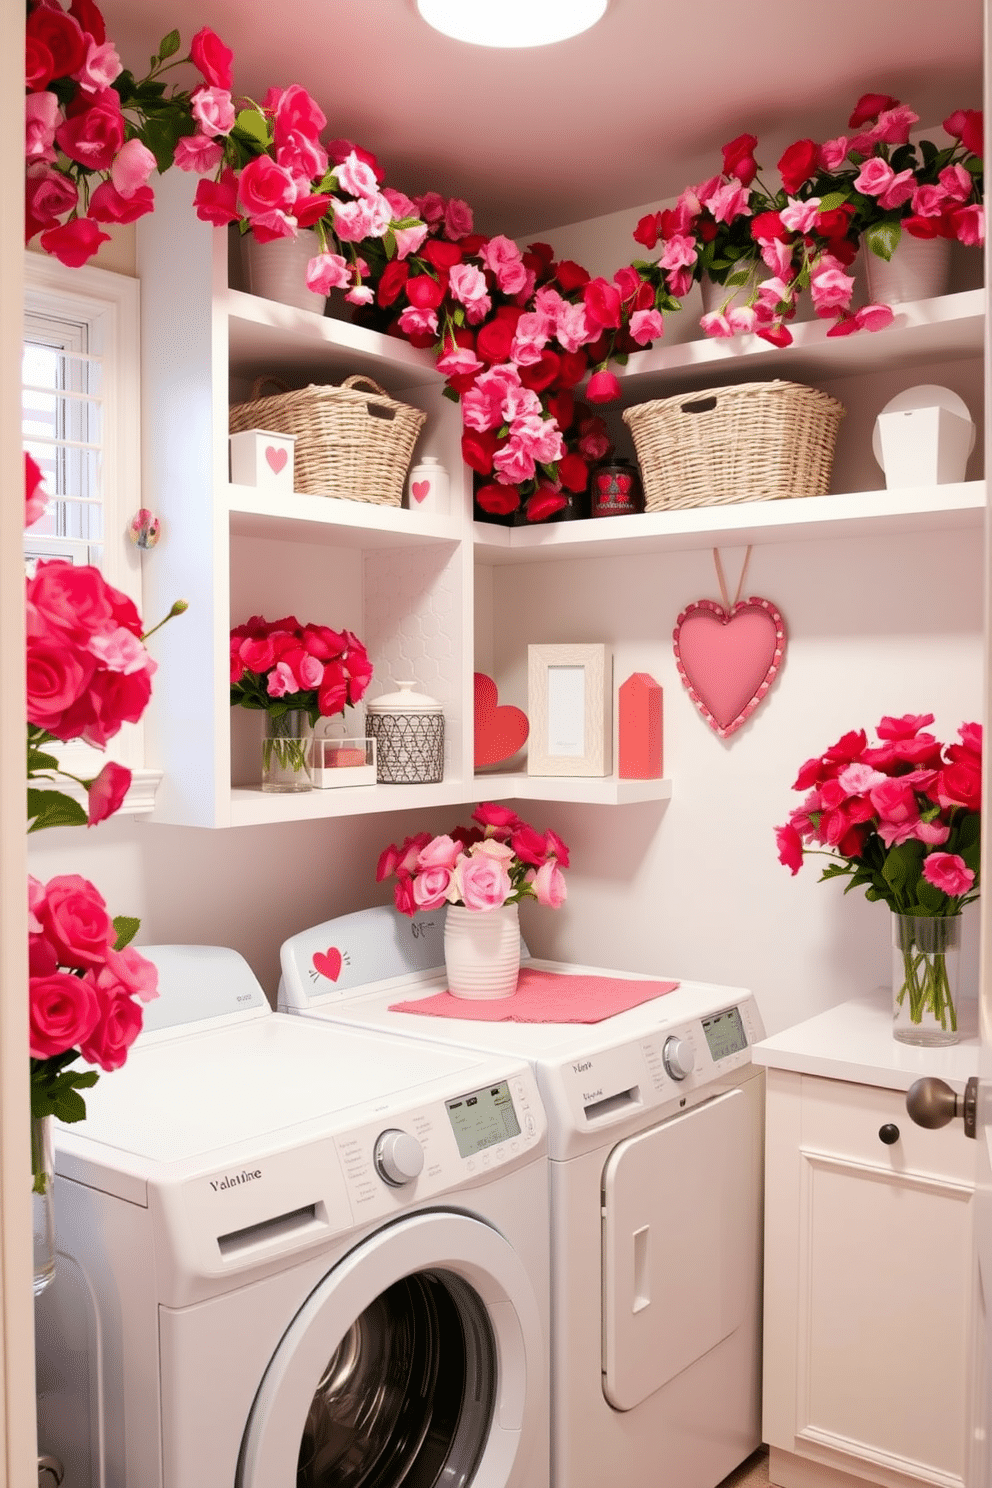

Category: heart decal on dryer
[312, 947, 343, 982]
[411, 480, 430, 503]
[673, 596, 786, 738]
[265, 446, 288, 474]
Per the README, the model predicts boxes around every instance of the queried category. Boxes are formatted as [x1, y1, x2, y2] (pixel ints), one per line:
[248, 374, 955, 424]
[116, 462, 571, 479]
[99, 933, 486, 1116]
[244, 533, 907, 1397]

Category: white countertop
[753, 985, 981, 1093]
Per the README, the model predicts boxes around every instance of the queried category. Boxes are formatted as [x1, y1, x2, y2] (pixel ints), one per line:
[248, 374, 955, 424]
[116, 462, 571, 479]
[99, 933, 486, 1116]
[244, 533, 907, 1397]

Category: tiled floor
[717, 1446, 771, 1487]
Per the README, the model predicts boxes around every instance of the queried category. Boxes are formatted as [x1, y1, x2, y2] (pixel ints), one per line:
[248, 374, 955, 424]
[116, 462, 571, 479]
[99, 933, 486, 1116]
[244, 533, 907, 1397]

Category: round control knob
[374, 1129, 424, 1187]
[663, 1036, 695, 1081]
[878, 1123, 900, 1145]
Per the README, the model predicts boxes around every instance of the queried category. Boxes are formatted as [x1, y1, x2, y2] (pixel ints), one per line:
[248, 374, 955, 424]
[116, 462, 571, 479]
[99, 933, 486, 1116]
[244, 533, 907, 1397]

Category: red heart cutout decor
[312, 947, 343, 982]
[411, 479, 430, 503]
[673, 597, 786, 738]
[474, 673, 529, 767]
[265, 445, 288, 474]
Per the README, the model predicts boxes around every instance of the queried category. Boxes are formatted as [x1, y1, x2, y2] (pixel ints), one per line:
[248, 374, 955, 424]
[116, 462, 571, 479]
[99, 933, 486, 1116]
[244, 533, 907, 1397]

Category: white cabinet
[756, 997, 981, 1488]
[137, 171, 984, 827]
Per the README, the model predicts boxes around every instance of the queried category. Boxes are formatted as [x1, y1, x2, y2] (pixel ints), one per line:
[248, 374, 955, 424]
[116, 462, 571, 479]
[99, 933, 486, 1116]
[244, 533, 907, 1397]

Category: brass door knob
[905, 1076, 977, 1138]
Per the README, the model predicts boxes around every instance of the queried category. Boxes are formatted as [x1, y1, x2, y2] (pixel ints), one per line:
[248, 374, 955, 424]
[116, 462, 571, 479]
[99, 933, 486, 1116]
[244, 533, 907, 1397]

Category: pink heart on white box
[673, 597, 786, 738]
[265, 446, 288, 474]
[412, 479, 430, 503]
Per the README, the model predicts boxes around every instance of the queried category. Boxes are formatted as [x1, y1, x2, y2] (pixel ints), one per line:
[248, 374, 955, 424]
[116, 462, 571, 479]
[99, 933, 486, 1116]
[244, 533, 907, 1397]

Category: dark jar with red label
[590, 459, 644, 518]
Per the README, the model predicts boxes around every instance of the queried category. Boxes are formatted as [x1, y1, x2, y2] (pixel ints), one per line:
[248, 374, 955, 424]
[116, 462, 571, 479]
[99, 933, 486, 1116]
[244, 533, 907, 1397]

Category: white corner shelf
[228, 779, 478, 827]
[227, 484, 464, 548]
[472, 772, 673, 805]
[473, 481, 985, 563]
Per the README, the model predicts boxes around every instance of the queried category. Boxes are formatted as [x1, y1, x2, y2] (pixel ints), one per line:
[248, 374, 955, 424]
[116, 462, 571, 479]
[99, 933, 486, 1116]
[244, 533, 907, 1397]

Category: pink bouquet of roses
[774, 712, 981, 913]
[377, 801, 569, 917]
[229, 613, 373, 724]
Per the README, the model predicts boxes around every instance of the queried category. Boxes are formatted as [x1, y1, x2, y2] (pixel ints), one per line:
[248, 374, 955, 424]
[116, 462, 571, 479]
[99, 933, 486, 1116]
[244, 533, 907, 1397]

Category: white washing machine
[278, 905, 766, 1488]
[35, 943, 550, 1488]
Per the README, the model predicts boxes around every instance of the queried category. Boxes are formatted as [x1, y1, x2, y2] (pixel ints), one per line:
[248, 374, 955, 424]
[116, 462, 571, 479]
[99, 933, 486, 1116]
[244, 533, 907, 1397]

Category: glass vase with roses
[775, 713, 981, 1044]
[376, 803, 569, 999]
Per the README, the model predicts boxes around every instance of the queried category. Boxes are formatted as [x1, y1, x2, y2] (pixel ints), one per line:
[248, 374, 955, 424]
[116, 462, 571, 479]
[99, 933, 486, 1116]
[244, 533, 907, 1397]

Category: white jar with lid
[407, 456, 450, 515]
[366, 680, 445, 783]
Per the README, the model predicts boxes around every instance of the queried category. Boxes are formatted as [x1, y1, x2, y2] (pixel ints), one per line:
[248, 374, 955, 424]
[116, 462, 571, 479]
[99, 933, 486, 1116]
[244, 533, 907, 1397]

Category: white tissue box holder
[311, 737, 377, 789]
[875, 406, 973, 488]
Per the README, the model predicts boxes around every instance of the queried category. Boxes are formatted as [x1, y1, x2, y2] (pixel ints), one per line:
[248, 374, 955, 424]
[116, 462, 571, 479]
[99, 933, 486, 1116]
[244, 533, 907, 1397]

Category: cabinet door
[765, 1070, 976, 1487]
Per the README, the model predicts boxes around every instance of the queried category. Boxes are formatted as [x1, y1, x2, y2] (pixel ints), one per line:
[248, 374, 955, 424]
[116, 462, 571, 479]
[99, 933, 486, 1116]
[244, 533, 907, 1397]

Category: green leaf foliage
[157, 28, 181, 58]
[113, 916, 141, 951]
[817, 190, 849, 212]
[865, 220, 902, 262]
[235, 108, 271, 146]
[27, 789, 88, 834]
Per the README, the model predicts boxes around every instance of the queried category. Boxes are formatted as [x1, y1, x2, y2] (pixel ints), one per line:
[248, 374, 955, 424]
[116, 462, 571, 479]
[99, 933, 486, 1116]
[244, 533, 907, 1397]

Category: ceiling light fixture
[415, 0, 608, 48]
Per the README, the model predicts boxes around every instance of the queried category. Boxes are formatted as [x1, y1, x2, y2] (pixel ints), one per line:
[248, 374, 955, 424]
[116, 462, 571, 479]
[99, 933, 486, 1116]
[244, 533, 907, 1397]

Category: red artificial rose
[56, 91, 125, 171]
[300, 623, 347, 659]
[420, 239, 463, 269]
[943, 108, 983, 157]
[778, 139, 819, 194]
[583, 331, 612, 364]
[476, 482, 521, 515]
[848, 92, 899, 127]
[816, 203, 855, 240]
[633, 212, 662, 250]
[458, 233, 488, 256]
[722, 132, 759, 185]
[326, 138, 384, 181]
[25, 164, 78, 240]
[25, 634, 94, 732]
[377, 260, 410, 307]
[189, 26, 234, 89]
[612, 264, 641, 302]
[902, 213, 944, 240]
[295, 192, 334, 228]
[557, 452, 589, 492]
[583, 277, 621, 330]
[39, 874, 116, 970]
[526, 240, 555, 266]
[586, 369, 621, 404]
[658, 206, 690, 240]
[475, 316, 516, 364]
[555, 352, 588, 389]
[86, 761, 132, 827]
[461, 428, 499, 475]
[525, 488, 568, 522]
[38, 217, 110, 267]
[546, 389, 575, 429]
[25, 35, 55, 91]
[29, 971, 100, 1060]
[697, 218, 719, 243]
[87, 181, 155, 224]
[518, 350, 561, 392]
[633, 279, 655, 312]
[68, 0, 107, 44]
[318, 661, 348, 716]
[556, 259, 590, 292]
[757, 322, 793, 348]
[78, 977, 143, 1071]
[750, 210, 789, 242]
[827, 236, 859, 266]
[26, 7, 87, 80]
[193, 169, 239, 226]
[405, 274, 445, 310]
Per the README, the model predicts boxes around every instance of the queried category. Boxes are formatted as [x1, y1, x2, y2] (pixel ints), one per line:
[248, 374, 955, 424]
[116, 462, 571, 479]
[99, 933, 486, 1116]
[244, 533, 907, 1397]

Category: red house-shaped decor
[618, 673, 663, 779]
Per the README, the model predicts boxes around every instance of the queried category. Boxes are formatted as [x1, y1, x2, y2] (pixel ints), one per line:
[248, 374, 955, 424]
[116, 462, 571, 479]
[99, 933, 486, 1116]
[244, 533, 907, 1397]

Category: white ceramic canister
[407, 456, 450, 515]
[366, 680, 445, 783]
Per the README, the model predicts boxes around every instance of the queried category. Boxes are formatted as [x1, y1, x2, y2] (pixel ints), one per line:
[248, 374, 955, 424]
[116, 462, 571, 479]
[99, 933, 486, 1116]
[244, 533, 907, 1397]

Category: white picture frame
[527, 644, 612, 776]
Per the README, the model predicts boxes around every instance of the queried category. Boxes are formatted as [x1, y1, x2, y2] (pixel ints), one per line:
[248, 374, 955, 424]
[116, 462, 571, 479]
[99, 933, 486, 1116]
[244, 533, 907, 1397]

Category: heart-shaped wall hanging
[265, 445, 288, 474]
[312, 947, 343, 982]
[474, 672, 529, 767]
[673, 596, 786, 738]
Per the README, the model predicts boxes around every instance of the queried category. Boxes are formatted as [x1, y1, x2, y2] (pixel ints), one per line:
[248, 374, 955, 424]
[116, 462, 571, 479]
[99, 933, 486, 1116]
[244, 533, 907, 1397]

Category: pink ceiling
[102, 0, 984, 237]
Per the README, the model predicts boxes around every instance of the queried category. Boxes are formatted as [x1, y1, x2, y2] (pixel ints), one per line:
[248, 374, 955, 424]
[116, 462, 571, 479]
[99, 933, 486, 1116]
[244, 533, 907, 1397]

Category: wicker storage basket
[622, 379, 844, 511]
[229, 374, 426, 505]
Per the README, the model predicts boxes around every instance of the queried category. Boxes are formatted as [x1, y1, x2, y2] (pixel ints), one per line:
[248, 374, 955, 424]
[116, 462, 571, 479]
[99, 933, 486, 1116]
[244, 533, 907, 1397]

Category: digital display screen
[702, 1006, 748, 1062]
[446, 1081, 521, 1158]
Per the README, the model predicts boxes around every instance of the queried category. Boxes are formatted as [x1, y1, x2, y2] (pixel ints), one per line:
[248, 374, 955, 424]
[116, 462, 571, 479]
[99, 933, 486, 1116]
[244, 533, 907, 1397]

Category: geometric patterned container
[366, 681, 445, 784]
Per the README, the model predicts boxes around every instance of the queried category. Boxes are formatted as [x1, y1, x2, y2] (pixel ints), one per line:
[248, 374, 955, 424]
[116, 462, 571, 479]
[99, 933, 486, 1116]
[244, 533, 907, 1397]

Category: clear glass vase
[891, 913, 961, 1046]
[33, 1112, 55, 1297]
[262, 708, 314, 793]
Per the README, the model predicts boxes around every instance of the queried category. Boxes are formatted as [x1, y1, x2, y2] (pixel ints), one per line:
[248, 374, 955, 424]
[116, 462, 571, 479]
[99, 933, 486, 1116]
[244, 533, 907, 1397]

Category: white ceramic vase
[240, 228, 326, 313]
[444, 903, 520, 999]
[864, 235, 951, 306]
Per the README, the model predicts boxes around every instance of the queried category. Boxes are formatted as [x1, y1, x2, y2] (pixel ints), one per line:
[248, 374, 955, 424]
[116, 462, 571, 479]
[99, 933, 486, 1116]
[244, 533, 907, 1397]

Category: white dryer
[35, 943, 550, 1488]
[278, 906, 766, 1488]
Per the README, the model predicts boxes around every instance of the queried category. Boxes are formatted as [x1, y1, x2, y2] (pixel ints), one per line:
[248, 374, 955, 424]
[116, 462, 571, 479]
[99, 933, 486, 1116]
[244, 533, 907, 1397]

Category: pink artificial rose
[88, 180, 155, 224]
[417, 835, 463, 871]
[437, 344, 484, 377]
[510, 312, 550, 366]
[553, 300, 593, 353]
[55, 89, 124, 171]
[939, 164, 974, 202]
[86, 761, 132, 826]
[836, 762, 888, 795]
[345, 284, 375, 306]
[629, 308, 665, 345]
[306, 252, 351, 294]
[443, 197, 473, 240]
[238, 155, 296, 220]
[854, 302, 895, 332]
[333, 196, 388, 242]
[705, 181, 751, 225]
[936, 759, 981, 811]
[173, 132, 223, 174]
[774, 823, 804, 874]
[531, 860, 567, 908]
[73, 37, 122, 93]
[393, 875, 417, 916]
[25, 634, 93, 731]
[457, 854, 512, 911]
[779, 197, 821, 233]
[449, 261, 490, 311]
[78, 976, 143, 1071]
[492, 440, 537, 486]
[88, 625, 151, 674]
[266, 661, 298, 697]
[701, 310, 734, 339]
[922, 852, 975, 897]
[268, 84, 327, 148]
[106, 944, 159, 1003]
[295, 653, 324, 689]
[853, 158, 895, 198]
[25, 451, 47, 528]
[190, 26, 234, 89]
[239, 635, 276, 673]
[877, 169, 915, 211]
[39, 217, 111, 267]
[278, 133, 329, 190]
[193, 168, 241, 225]
[480, 235, 528, 296]
[394, 224, 430, 260]
[810, 266, 855, 313]
[335, 150, 380, 200]
[586, 370, 621, 404]
[25, 91, 62, 163]
[413, 190, 445, 224]
[383, 186, 418, 218]
[190, 85, 236, 138]
[819, 136, 850, 171]
[398, 306, 439, 338]
[38, 874, 116, 970]
[25, 162, 78, 235]
[29, 971, 100, 1059]
[952, 205, 984, 245]
[412, 866, 454, 910]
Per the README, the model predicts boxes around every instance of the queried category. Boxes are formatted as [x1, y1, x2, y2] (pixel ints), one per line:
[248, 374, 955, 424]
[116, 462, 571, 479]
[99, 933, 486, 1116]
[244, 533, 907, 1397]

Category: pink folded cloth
[389, 967, 680, 1024]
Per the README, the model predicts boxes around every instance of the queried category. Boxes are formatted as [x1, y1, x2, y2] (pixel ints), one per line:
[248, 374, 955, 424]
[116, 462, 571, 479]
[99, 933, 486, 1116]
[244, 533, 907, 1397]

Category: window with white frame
[22, 253, 153, 788]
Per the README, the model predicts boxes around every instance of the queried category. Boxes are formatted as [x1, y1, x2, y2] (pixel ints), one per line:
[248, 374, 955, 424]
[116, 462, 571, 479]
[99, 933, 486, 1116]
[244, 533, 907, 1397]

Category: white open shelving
[138, 172, 986, 827]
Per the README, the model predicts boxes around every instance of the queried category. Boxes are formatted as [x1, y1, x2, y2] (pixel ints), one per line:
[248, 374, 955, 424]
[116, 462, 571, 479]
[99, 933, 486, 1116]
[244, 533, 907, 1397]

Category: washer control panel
[334, 1066, 544, 1219]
